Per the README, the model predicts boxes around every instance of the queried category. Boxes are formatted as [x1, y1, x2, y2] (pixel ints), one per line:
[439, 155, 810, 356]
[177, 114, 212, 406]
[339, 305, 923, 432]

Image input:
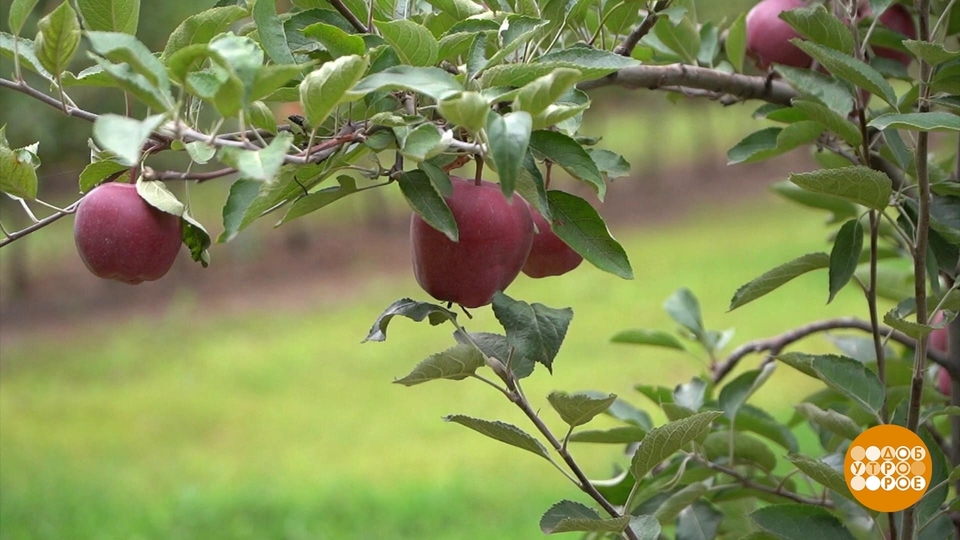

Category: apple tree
[1, 0, 958, 538]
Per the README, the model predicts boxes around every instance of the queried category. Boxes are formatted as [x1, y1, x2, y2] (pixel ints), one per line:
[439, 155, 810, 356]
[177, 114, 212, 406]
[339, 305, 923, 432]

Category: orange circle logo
[844, 425, 931, 512]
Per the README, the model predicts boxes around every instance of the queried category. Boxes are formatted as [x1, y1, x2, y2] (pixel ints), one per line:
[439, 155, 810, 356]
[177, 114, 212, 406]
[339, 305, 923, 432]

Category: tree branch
[0, 77, 99, 123]
[578, 64, 798, 106]
[712, 317, 954, 384]
[697, 457, 835, 508]
[327, 0, 368, 33]
[613, 0, 671, 57]
[0, 201, 80, 248]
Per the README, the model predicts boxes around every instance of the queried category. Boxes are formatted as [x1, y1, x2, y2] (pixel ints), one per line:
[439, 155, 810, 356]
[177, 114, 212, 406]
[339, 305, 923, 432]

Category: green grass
[0, 197, 876, 540]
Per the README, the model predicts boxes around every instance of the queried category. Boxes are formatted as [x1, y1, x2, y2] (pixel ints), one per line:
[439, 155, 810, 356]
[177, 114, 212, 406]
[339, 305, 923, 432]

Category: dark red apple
[522, 207, 583, 278]
[410, 177, 534, 308]
[938, 366, 951, 396]
[74, 182, 183, 284]
[859, 3, 916, 67]
[745, 0, 812, 69]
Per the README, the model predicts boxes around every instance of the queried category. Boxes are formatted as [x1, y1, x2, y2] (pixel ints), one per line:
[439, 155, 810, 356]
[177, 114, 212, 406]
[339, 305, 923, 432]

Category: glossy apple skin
[746, 0, 811, 69]
[410, 177, 534, 308]
[522, 207, 583, 278]
[74, 183, 183, 284]
[864, 3, 916, 67]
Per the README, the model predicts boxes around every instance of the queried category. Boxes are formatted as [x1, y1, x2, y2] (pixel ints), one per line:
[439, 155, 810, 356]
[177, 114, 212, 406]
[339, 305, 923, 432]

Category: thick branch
[579, 64, 798, 106]
[613, 1, 671, 57]
[713, 317, 954, 384]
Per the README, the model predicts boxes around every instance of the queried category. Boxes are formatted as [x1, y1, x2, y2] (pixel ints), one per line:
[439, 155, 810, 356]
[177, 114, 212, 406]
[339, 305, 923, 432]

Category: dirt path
[0, 153, 815, 343]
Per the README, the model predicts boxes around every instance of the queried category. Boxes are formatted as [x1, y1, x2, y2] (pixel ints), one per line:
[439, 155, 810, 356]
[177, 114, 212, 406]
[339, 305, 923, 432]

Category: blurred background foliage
[0, 0, 914, 539]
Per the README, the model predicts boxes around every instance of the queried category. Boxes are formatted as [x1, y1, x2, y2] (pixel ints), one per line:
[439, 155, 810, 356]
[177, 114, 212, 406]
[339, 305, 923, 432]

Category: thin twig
[0, 201, 80, 248]
[143, 166, 237, 183]
[712, 317, 954, 384]
[0, 77, 99, 123]
[696, 457, 835, 508]
[327, 0, 368, 32]
[613, 1, 671, 57]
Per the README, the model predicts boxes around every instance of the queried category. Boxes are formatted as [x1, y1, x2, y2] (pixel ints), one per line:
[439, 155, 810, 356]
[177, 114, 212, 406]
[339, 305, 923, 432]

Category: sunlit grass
[0, 195, 886, 539]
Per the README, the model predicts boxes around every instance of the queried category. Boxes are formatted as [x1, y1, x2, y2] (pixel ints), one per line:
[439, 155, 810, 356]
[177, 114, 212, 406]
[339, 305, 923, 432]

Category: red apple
[410, 177, 534, 308]
[859, 3, 916, 67]
[931, 312, 949, 356]
[745, 0, 812, 69]
[938, 367, 951, 396]
[522, 207, 583, 278]
[74, 182, 183, 284]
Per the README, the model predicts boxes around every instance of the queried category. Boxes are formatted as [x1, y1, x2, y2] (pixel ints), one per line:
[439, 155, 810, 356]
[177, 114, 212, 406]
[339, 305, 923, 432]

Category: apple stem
[474, 157, 483, 187]
[545, 160, 553, 190]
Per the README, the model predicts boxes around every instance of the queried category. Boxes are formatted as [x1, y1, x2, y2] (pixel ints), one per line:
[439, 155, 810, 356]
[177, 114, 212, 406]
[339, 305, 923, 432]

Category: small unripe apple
[410, 177, 534, 308]
[745, 0, 812, 69]
[74, 182, 183, 284]
[522, 207, 583, 278]
[859, 2, 916, 67]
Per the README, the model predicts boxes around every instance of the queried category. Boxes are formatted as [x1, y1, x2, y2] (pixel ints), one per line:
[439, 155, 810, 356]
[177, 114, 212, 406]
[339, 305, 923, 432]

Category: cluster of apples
[411, 176, 582, 308]
[745, 0, 916, 69]
[74, 182, 182, 284]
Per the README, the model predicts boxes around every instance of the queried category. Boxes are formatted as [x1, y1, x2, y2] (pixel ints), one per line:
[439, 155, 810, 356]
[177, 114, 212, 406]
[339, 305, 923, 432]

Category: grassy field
[0, 195, 884, 540]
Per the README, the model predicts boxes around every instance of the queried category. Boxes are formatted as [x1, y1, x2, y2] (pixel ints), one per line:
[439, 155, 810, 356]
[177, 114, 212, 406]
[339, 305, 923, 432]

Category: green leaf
[729, 252, 830, 311]
[793, 40, 897, 106]
[398, 170, 458, 242]
[491, 291, 573, 373]
[218, 132, 292, 183]
[476, 15, 547, 74]
[610, 329, 684, 350]
[418, 161, 453, 197]
[363, 297, 458, 342]
[651, 483, 708, 524]
[535, 44, 640, 80]
[77, 0, 139, 34]
[302, 22, 365, 58]
[514, 67, 582, 116]
[485, 112, 531, 198]
[652, 14, 699, 64]
[0, 142, 39, 200]
[726, 122, 823, 165]
[218, 179, 261, 242]
[437, 91, 489, 134]
[779, 5, 854, 55]
[0, 33, 54, 81]
[726, 13, 747, 72]
[794, 402, 861, 441]
[444, 415, 551, 461]
[78, 159, 127, 193]
[87, 31, 174, 110]
[902, 40, 960, 66]
[868, 112, 960, 132]
[35, 0, 80, 76]
[789, 166, 892, 211]
[452, 330, 535, 379]
[299, 54, 368, 127]
[135, 179, 184, 216]
[529, 131, 605, 200]
[546, 190, 633, 279]
[770, 181, 859, 224]
[882, 308, 952, 339]
[719, 364, 775, 420]
[539, 500, 630, 535]
[279, 175, 359, 224]
[92, 113, 165, 167]
[786, 455, 854, 501]
[160, 6, 249, 61]
[628, 515, 662, 540]
[9, 0, 40, 36]
[351, 65, 463, 101]
[424, 0, 485, 19]
[828, 218, 864, 303]
[569, 426, 646, 443]
[587, 149, 629, 181]
[397, 123, 447, 162]
[727, 404, 799, 452]
[792, 99, 862, 147]
[663, 287, 704, 339]
[630, 411, 722, 480]
[252, 0, 295, 64]
[394, 344, 485, 386]
[375, 19, 439, 67]
[676, 501, 723, 540]
[752, 504, 856, 540]
[185, 141, 217, 165]
[181, 211, 211, 267]
[247, 100, 277, 135]
[547, 391, 616, 428]
[811, 354, 885, 417]
[776, 65, 854, 116]
[703, 431, 778, 471]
